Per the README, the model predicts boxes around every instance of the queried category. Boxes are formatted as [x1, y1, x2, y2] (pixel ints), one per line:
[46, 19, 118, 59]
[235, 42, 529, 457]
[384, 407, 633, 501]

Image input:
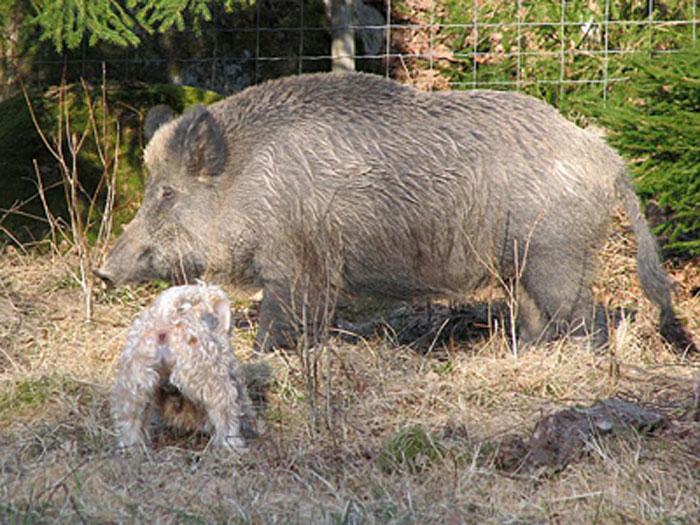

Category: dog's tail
[615, 173, 697, 354]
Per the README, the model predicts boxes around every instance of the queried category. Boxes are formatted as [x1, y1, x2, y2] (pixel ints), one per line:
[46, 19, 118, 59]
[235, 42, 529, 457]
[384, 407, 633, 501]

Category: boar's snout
[95, 224, 157, 287]
[93, 268, 116, 288]
[95, 245, 155, 287]
[94, 250, 143, 287]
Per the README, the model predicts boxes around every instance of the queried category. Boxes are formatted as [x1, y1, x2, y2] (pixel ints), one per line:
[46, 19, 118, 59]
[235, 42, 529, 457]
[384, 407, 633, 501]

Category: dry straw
[0, 209, 698, 522]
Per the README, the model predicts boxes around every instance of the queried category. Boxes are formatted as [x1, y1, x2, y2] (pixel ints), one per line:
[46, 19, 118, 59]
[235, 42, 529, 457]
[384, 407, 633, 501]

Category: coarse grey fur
[96, 72, 692, 352]
[143, 104, 175, 141]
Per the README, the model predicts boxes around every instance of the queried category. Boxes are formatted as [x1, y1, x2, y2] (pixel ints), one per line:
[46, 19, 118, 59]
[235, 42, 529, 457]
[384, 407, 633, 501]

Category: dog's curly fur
[111, 284, 257, 451]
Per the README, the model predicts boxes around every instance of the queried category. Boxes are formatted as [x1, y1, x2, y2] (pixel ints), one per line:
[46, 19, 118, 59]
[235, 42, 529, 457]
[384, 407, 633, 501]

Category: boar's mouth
[167, 255, 207, 285]
[95, 248, 207, 288]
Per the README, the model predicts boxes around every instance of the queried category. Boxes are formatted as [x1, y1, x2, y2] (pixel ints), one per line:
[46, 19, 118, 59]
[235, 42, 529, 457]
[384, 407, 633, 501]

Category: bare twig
[21, 72, 120, 322]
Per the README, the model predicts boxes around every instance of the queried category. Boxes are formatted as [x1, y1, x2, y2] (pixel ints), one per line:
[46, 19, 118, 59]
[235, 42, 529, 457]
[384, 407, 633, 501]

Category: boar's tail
[615, 173, 697, 354]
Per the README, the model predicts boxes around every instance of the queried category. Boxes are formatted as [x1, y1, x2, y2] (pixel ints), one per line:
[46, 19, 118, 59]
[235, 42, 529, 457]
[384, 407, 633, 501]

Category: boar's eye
[161, 186, 175, 201]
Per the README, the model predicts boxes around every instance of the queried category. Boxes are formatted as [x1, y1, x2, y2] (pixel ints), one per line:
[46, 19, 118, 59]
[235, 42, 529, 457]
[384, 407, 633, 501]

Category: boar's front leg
[256, 282, 298, 352]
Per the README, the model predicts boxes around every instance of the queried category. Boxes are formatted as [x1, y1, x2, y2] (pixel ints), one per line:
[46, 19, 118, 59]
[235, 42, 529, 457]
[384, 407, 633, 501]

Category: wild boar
[96, 72, 692, 352]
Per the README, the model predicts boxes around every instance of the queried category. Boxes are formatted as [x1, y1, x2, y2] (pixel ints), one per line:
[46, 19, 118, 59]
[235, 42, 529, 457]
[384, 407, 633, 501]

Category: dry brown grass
[1, 214, 699, 524]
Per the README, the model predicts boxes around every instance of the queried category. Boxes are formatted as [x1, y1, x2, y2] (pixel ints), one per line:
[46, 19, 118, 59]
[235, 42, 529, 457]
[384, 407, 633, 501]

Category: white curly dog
[112, 284, 257, 451]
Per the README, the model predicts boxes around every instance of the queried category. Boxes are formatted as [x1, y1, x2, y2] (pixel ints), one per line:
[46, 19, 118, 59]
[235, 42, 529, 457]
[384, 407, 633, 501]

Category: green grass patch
[377, 424, 445, 474]
[0, 376, 96, 423]
[0, 377, 55, 422]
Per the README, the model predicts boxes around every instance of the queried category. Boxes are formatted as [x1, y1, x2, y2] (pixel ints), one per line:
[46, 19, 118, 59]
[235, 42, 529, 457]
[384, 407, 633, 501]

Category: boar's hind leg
[518, 261, 607, 349]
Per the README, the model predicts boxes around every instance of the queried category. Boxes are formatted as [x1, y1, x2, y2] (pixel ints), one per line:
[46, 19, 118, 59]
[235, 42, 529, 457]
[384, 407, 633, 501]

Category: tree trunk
[325, 0, 355, 72]
[0, 11, 22, 101]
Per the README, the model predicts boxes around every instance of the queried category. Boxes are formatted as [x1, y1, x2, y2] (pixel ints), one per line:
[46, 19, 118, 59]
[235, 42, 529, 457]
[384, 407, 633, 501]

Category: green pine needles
[594, 46, 700, 258]
[31, 0, 243, 52]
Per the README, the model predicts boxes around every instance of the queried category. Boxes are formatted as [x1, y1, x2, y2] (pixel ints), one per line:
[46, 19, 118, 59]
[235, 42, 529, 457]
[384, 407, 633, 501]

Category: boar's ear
[144, 104, 175, 141]
[179, 105, 227, 179]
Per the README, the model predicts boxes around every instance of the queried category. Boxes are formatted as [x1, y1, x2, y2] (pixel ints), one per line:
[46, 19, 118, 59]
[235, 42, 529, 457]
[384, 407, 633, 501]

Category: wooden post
[326, 0, 355, 72]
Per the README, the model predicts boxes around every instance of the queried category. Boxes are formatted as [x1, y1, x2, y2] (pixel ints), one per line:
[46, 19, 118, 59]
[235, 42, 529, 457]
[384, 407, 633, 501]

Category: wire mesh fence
[393, 0, 698, 102]
[3, 1, 699, 104]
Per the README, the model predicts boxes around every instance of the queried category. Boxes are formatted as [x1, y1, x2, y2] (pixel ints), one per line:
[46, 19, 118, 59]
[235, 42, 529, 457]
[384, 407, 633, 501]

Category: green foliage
[29, 0, 247, 52]
[32, 0, 140, 51]
[137, 0, 216, 33]
[0, 0, 14, 27]
[437, 0, 697, 106]
[583, 46, 700, 257]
